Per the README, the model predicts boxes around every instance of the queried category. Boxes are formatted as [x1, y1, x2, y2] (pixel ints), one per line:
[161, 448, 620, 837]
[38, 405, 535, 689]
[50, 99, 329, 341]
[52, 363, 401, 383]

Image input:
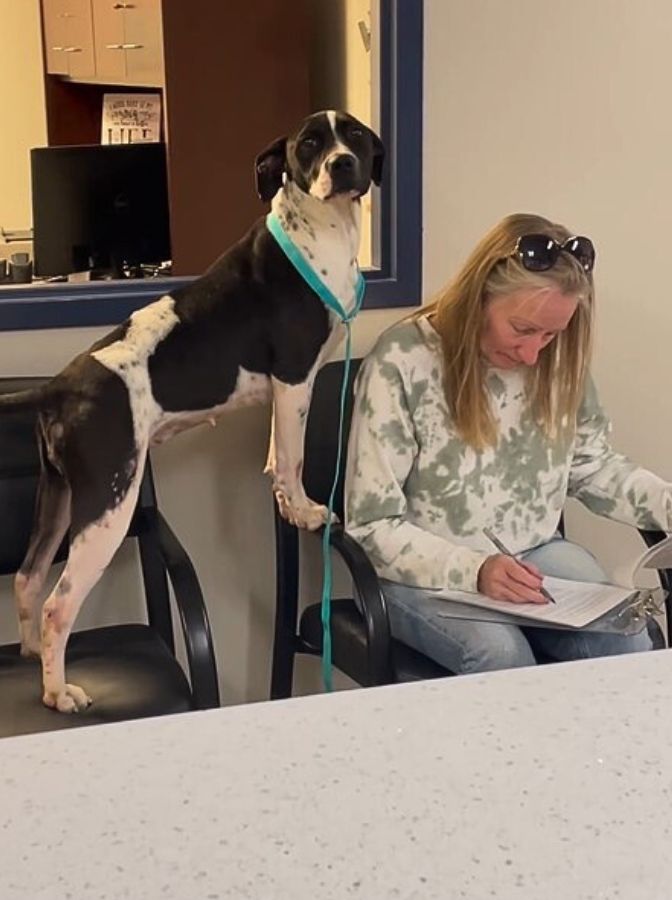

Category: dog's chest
[297, 232, 358, 310]
[275, 194, 361, 318]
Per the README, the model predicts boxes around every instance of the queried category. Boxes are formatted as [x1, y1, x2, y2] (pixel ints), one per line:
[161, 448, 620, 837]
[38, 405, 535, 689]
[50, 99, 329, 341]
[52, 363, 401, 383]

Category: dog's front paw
[43, 683, 92, 714]
[277, 495, 335, 531]
[295, 503, 330, 531]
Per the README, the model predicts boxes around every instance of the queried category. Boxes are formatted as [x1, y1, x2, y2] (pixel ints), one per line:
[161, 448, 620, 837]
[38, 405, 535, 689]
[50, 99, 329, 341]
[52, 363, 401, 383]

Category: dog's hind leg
[15, 435, 71, 657]
[40, 445, 147, 713]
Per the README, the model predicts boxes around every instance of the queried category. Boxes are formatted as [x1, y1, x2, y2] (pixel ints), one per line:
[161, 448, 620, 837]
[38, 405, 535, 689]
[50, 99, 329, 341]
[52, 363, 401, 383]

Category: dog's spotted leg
[40, 453, 145, 713]
[15, 480, 71, 657]
[15, 432, 71, 658]
[266, 375, 328, 531]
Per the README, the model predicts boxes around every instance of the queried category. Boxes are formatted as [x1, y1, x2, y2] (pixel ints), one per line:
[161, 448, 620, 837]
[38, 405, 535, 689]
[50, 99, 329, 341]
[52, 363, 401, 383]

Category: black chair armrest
[155, 511, 220, 709]
[327, 524, 395, 684]
[638, 529, 672, 593]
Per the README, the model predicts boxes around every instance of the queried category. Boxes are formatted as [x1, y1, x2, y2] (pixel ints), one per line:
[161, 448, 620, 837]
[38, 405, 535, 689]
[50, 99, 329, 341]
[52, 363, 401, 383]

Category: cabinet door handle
[63, 47, 83, 53]
[51, 46, 65, 51]
[120, 43, 144, 50]
[112, 3, 136, 8]
[105, 43, 124, 50]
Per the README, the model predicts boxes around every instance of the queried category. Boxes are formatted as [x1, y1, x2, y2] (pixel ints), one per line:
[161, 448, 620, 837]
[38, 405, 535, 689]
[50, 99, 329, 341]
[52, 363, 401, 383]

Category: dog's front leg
[265, 376, 328, 531]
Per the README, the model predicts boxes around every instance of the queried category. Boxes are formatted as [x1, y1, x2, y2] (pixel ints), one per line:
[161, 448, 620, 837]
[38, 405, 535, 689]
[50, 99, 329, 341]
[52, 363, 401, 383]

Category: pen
[482, 527, 556, 604]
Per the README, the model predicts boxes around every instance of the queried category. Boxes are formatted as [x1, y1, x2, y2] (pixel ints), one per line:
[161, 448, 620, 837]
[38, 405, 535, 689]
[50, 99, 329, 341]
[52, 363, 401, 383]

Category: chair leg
[270, 628, 296, 700]
[271, 509, 300, 699]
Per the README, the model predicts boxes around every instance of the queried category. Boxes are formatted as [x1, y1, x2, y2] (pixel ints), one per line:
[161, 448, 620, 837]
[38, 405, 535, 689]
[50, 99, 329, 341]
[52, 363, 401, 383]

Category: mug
[9, 252, 33, 284]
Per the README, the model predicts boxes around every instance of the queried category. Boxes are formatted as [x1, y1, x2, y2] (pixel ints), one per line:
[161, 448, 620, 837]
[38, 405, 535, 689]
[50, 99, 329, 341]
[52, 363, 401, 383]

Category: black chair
[270, 359, 669, 698]
[0, 377, 220, 737]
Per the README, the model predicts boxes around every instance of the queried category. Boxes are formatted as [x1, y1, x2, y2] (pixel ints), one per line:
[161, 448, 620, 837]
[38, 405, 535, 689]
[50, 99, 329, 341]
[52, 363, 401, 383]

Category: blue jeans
[382, 539, 653, 675]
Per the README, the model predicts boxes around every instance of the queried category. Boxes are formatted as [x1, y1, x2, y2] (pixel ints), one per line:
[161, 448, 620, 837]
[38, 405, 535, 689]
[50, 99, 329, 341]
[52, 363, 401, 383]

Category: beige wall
[0, 1, 46, 231]
[423, 0, 672, 583]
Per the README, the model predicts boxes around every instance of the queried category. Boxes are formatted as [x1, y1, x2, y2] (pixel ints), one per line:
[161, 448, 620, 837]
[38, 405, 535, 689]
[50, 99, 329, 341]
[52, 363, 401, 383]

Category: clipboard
[432, 577, 663, 636]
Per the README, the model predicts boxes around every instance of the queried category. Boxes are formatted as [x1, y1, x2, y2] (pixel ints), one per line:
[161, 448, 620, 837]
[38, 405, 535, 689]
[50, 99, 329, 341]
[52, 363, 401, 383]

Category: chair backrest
[302, 358, 363, 522]
[0, 378, 55, 576]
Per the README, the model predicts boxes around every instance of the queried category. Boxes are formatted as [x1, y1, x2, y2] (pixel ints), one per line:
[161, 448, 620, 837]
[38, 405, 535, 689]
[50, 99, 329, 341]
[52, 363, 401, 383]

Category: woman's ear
[254, 136, 287, 202]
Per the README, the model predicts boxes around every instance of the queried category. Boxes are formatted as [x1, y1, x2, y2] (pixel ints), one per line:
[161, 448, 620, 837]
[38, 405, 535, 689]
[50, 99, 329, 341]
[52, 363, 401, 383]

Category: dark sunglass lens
[564, 236, 595, 273]
[516, 234, 558, 271]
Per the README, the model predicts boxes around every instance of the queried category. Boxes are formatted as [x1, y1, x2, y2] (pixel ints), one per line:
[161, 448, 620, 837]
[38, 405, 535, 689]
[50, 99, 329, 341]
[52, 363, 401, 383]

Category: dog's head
[255, 110, 384, 203]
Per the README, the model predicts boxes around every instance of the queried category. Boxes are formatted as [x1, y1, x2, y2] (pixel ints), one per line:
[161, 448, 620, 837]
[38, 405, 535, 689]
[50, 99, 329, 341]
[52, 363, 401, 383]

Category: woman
[345, 213, 671, 673]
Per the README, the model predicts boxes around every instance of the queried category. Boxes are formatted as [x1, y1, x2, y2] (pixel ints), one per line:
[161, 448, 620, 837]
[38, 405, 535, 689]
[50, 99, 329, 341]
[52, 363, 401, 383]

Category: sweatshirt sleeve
[344, 350, 488, 592]
[568, 376, 672, 531]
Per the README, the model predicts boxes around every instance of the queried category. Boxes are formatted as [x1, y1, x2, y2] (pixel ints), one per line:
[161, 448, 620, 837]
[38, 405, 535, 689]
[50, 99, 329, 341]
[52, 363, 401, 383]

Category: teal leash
[266, 211, 365, 692]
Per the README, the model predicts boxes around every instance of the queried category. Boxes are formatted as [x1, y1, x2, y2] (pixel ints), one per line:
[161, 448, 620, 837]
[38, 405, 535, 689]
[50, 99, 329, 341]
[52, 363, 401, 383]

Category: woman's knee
[522, 539, 607, 583]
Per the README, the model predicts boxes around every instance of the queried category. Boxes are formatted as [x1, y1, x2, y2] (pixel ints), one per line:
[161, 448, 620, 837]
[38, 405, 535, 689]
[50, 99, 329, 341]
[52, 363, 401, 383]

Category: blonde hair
[420, 213, 594, 450]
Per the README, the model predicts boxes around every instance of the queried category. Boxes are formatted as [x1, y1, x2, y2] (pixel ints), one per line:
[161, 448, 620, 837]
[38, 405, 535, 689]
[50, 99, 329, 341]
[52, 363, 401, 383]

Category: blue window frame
[0, 0, 423, 331]
[365, 0, 423, 309]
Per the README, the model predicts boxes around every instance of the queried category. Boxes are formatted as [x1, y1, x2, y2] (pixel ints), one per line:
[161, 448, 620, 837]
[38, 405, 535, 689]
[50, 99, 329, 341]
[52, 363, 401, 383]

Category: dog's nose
[328, 153, 356, 174]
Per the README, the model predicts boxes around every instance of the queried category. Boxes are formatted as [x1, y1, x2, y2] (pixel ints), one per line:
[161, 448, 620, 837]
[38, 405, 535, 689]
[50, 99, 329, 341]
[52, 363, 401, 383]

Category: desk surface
[2, 651, 671, 900]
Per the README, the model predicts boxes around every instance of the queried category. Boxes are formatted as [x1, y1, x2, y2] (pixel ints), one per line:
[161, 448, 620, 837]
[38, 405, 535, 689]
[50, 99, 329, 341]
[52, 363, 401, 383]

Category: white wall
[0, 0, 46, 231]
[423, 0, 672, 582]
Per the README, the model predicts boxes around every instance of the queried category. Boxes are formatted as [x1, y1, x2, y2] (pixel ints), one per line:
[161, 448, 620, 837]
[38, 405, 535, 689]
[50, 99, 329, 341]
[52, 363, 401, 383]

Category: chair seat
[0, 624, 194, 737]
[299, 599, 450, 685]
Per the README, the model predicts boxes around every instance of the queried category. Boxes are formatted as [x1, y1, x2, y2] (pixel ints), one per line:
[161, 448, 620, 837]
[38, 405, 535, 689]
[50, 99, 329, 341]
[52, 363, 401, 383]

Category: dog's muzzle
[327, 152, 361, 194]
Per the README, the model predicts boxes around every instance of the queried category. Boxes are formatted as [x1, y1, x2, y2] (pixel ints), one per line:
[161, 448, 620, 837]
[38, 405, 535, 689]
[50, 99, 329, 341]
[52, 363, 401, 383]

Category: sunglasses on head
[511, 234, 596, 274]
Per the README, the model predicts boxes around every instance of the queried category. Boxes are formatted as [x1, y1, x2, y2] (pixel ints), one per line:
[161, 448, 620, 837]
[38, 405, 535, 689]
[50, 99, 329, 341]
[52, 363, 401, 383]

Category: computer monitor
[31, 142, 172, 278]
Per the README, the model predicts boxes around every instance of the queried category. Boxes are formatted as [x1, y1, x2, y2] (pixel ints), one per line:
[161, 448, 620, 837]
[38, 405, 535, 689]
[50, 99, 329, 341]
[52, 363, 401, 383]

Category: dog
[1, 110, 384, 713]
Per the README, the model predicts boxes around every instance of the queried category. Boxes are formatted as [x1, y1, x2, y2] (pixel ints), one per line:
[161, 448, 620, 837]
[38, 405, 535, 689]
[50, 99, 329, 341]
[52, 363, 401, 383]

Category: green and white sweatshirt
[344, 315, 672, 593]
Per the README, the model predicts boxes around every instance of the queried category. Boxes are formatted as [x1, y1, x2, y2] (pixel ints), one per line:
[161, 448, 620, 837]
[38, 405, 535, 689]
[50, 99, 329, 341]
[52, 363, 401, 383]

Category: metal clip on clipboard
[607, 588, 665, 635]
[522, 587, 663, 636]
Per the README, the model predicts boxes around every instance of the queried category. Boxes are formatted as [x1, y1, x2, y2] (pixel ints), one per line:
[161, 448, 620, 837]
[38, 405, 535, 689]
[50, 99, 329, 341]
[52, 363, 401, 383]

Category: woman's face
[480, 287, 579, 369]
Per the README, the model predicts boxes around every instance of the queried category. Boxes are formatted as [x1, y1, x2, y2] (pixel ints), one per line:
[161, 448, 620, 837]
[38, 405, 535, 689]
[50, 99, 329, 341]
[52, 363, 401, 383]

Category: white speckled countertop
[2, 650, 672, 899]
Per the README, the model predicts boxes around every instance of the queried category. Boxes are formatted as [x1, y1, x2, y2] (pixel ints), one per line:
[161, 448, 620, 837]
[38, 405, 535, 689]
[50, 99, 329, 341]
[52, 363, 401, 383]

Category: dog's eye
[349, 126, 364, 138]
[300, 135, 320, 149]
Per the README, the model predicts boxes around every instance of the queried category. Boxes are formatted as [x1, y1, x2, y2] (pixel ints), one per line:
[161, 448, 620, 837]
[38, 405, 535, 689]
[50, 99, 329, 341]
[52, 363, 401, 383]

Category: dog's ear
[255, 136, 287, 202]
[370, 130, 385, 186]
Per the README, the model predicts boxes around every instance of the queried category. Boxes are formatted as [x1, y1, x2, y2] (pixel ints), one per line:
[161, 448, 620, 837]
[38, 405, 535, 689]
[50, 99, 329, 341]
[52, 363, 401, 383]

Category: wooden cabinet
[91, 0, 163, 87]
[43, 0, 96, 79]
[43, 0, 163, 86]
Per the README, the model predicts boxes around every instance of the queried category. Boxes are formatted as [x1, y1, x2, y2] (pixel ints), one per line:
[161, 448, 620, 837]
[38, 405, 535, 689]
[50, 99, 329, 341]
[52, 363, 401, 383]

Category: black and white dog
[1, 110, 383, 713]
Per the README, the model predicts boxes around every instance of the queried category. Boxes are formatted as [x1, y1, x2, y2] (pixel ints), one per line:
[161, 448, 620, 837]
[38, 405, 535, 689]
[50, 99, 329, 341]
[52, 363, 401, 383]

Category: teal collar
[266, 211, 365, 323]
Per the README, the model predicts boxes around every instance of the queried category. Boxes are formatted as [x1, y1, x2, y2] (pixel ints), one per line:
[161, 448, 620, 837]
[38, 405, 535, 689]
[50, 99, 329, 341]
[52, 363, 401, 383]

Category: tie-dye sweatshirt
[344, 315, 672, 593]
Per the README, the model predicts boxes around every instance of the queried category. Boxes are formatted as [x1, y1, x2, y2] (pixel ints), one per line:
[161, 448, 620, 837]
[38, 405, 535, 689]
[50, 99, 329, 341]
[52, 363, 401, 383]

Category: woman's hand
[477, 554, 548, 604]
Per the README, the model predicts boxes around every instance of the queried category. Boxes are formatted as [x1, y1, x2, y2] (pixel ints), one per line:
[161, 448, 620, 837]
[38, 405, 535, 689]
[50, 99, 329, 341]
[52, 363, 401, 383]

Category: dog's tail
[0, 384, 52, 414]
